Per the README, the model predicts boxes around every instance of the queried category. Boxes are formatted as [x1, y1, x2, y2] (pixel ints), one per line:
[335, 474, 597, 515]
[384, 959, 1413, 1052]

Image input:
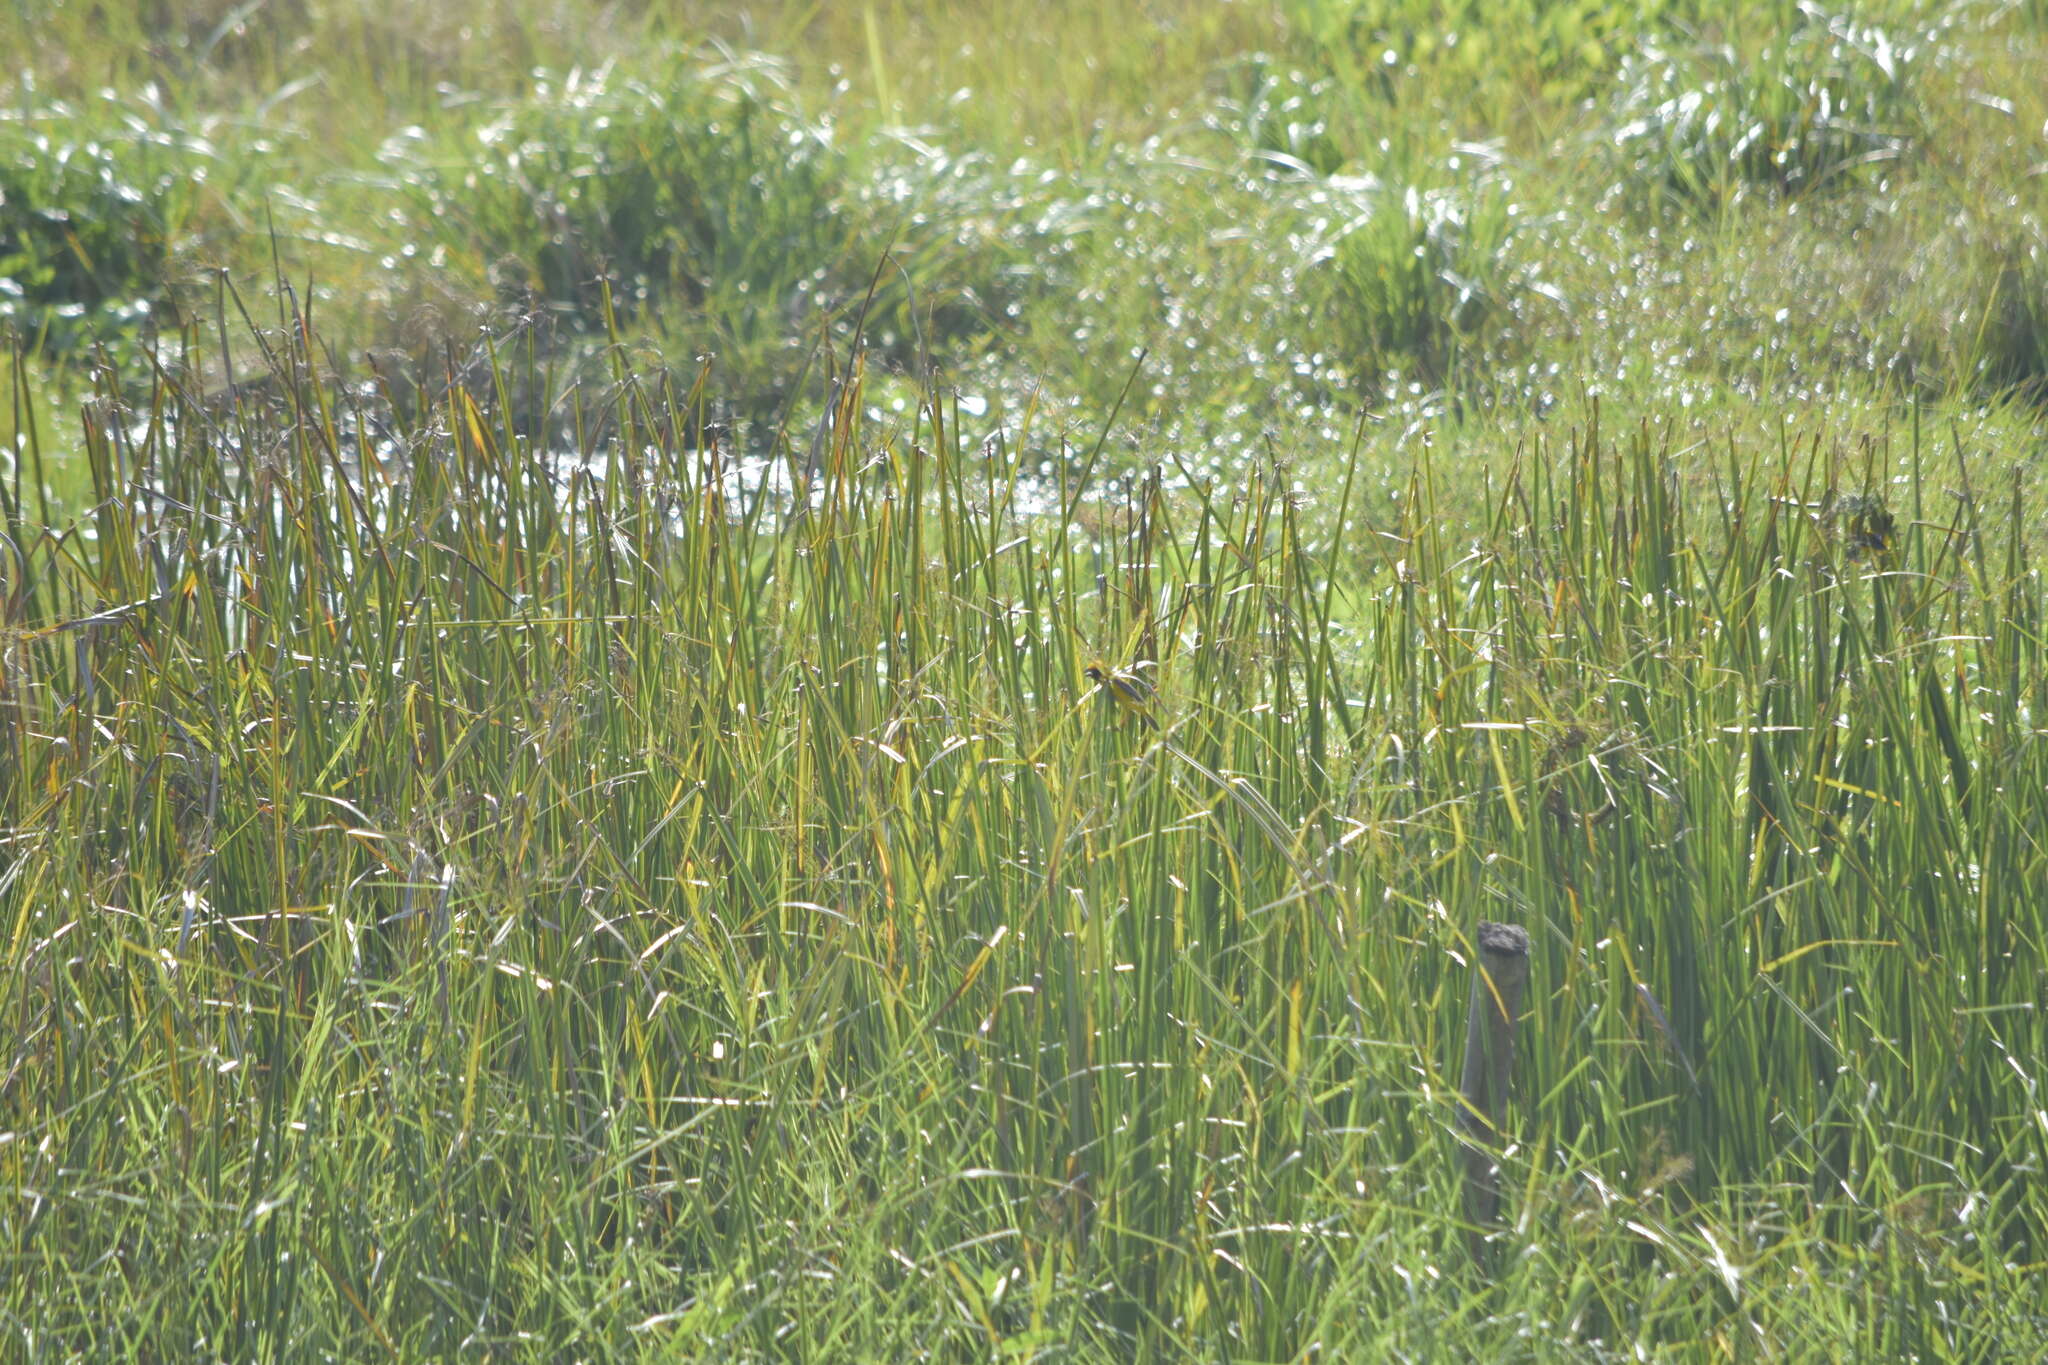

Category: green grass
[3, 0, 2048, 1358]
[4, 293, 2045, 1360]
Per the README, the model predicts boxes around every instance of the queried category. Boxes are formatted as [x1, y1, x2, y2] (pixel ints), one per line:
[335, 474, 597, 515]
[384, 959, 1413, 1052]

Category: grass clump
[1606, 5, 1941, 209]
[1314, 174, 1558, 396]
[0, 90, 225, 348]
[393, 56, 850, 345]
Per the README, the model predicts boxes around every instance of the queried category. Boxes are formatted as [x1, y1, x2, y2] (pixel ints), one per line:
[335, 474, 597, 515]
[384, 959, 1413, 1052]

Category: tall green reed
[1, 295, 2041, 1357]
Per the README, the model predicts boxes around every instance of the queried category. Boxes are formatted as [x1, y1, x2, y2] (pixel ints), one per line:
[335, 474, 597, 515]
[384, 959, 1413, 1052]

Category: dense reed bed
[3, 296, 2042, 1357]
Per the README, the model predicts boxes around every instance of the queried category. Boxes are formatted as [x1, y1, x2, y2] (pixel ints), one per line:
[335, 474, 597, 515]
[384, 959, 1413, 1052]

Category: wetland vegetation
[3, 0, 2046, 1358]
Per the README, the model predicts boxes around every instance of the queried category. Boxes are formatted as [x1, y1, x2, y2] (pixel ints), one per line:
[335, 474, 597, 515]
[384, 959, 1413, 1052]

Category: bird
[1084, 661, 1159, 730]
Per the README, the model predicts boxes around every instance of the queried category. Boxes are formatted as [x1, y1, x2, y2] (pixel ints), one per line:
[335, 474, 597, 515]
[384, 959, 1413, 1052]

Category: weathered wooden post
[1458, 921, 1531, 1235]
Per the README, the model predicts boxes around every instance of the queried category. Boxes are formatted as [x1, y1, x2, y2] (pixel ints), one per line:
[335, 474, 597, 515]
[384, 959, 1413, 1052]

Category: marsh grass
[2, 284, 2044, 1357]
[6, 0, 2045, 459]
[4, 1, 2048, 1354]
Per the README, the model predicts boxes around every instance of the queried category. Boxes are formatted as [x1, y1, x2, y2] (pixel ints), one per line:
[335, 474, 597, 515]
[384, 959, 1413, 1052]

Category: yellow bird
[1085, 662, 1159, 730]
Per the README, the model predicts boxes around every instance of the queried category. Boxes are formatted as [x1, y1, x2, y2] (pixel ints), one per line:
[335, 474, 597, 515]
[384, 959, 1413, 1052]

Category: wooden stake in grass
[1458, 921, 1531, 1234]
